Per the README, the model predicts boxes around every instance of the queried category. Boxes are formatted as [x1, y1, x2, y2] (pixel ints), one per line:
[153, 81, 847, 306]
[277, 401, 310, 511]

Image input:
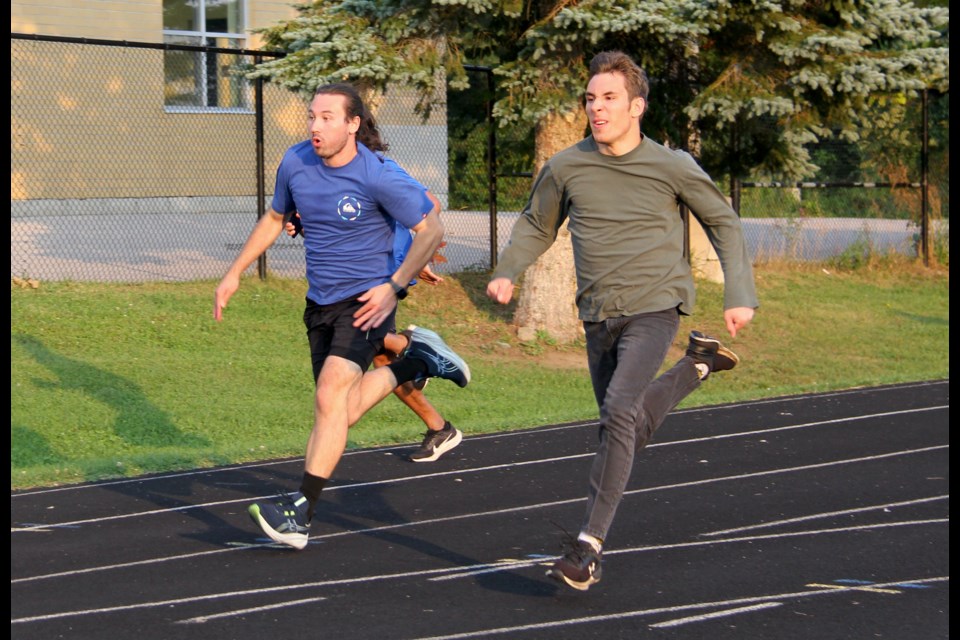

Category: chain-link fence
[11, 35, 949, 283]
[448, 73, 949, 270]
[730, 89, 949, 264]
[11, 34, 454, 282]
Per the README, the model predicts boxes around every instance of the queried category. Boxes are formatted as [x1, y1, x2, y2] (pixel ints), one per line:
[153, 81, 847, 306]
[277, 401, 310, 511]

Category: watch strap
[389, 279, 408, 300]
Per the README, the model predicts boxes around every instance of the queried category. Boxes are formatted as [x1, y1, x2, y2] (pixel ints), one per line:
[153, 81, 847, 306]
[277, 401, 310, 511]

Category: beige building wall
[11, 1, 297, 45]
[248, 1, 304, 47]
[11, 1, 449, 204]
[11, 41, 305, 200]
[12, 1, 161, 42]
[10, 1, 303, 201]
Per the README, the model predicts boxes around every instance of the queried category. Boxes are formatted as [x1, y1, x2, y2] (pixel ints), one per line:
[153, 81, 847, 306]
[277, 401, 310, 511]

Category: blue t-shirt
[272, 142, 432, 304]
[381, 157, 425, 286]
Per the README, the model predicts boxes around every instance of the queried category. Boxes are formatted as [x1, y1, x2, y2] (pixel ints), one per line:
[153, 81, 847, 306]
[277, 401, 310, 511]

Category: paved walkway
[11, 211, 928, 282]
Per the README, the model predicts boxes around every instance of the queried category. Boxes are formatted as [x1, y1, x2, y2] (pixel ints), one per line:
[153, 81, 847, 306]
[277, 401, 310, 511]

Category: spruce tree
[249, 0, 948, 341]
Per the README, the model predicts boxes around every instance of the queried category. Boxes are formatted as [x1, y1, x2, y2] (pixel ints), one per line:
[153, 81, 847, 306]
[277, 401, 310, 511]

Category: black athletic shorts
[303, 296, 396, 382]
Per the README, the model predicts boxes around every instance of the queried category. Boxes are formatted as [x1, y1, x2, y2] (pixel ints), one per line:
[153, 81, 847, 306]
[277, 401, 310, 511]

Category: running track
[11, 380, 949, 639]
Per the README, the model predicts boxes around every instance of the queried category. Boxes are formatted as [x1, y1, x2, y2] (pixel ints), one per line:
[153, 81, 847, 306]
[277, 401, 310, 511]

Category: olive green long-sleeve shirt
[492, 135, 759, 322]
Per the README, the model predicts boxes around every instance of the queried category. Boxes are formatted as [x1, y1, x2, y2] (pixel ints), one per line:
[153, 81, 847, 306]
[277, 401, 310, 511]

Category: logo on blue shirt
[337, 196, 362, 221]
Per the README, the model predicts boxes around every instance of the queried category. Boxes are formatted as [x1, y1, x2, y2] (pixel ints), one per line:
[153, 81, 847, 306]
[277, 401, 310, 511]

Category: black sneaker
[546, 535, 602, 591]
[686, 330, 739, 379]
[248, 492, 311, 550]
[409, 423, 463, 462]
[404, 325, 471, 388]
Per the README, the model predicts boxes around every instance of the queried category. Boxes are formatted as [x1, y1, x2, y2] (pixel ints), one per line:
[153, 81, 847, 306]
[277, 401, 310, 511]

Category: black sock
[441, 421, 452, 431]
[388, 357, 429, 385]
[299, 471, 327, 521]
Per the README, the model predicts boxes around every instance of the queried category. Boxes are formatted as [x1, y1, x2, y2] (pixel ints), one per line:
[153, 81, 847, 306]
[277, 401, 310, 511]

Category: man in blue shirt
[287, 172, 463, 464]
[214, 83, 470, 550]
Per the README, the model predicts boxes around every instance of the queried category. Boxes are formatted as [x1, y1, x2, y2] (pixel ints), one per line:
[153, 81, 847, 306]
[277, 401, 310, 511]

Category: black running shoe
[546, 535, 602, 591]
[409, 423, 462, 462]
[686, 330, 739, 379]
[248, 492, 310, 550]
[404, 325, 471, 388]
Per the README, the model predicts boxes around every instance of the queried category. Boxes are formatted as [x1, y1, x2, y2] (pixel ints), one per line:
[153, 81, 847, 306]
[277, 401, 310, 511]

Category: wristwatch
[389, 279, 408, 300]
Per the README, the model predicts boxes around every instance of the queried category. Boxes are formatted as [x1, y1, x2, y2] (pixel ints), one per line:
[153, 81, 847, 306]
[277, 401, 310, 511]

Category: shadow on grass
[450, 268, 518, 324]
[12, 333, 211, 453]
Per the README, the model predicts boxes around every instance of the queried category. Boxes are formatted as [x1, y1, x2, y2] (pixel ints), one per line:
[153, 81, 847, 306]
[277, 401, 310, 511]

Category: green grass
[10, 260, 949, 490]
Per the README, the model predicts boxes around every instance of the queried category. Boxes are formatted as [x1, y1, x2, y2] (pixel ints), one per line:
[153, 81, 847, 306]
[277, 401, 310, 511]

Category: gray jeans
[580, 307, 701, 542]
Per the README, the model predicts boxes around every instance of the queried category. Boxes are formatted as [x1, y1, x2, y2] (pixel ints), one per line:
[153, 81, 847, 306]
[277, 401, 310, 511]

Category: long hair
[314, 83, 389, 153]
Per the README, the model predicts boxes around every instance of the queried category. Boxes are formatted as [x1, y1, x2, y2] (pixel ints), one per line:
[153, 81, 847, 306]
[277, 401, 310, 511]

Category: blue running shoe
[248, 492, 310, 550]
[404, 325, 471, 388]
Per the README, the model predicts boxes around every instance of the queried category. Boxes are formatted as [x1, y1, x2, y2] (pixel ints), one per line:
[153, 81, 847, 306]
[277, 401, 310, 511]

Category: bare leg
[373, 351, 446, 431]
[304, 355, 398, 478]
[382, 331, 408, 357]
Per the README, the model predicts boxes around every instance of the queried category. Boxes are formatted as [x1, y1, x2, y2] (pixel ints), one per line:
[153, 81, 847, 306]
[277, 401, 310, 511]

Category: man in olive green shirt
[487, 51, 758, 591]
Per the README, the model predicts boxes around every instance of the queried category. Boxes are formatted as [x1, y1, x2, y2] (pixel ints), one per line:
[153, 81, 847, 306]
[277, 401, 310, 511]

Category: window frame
[162, 0, 252, 113]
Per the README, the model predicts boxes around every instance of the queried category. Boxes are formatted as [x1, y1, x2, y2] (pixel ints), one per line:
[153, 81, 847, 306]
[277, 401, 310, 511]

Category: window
[163, 0, 250, 111]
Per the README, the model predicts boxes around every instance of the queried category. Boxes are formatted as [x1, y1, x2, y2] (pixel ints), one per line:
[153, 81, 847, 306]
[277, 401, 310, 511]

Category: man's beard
[315, 137, 348, 159]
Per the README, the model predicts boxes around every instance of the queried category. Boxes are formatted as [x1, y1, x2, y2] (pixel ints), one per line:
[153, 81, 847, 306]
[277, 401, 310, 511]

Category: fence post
[920, 89, 931, 266]
[486, 68, 498, 271]
[731, 175, 741, 216]
[255, 58, 268, 279]
[730, 120, 741, 216]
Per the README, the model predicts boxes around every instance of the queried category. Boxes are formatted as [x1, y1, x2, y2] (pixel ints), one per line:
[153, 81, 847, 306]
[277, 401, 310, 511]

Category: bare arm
[398, 207, 444, 286]
[213, 209, 285, 321]
[353, 204, 444, 331]
[417, 192, 445, 284]
[418, 263, 444, 285]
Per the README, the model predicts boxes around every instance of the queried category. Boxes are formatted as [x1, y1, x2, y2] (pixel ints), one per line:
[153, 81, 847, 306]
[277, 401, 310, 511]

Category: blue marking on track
[892, 583, 932, 589]
[835, 578, 931, 590]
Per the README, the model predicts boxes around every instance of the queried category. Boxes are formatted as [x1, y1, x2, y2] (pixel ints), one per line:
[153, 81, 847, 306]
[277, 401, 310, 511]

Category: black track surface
[11, 380, 949, 639]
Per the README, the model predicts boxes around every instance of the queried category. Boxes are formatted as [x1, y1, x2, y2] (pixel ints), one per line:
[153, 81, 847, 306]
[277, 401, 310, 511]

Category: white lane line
[10, 521, 948, 626]
[11, 445, 948, 584]
[404, 576, 949, 640]
[427, 518, 949, 582]
[12, 381, 946, 498]
[806, 582, 902, 594]
[10, 405, 948, 532]
[701, 494, 950, 536]
[8, 423, 599, 498]
[174, 597, 326, 624]
[13, 583, 329, 624]
[11, 564, 490, 624]
[649, 601, 784, 628]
